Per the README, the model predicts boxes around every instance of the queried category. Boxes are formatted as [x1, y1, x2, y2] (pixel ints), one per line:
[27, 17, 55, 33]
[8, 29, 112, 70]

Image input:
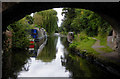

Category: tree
[26, 15, 34, 25]
[61, 8, 76, 32]
[62, 8, 112, 37]
[33, 13, 43, 27]
[33, 9, 58, 34]
[7, 15, 34, 49]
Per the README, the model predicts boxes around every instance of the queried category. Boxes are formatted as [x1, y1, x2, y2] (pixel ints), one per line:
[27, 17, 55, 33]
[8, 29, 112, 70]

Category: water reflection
[18, 36, 70, 77]
[37, 36, 58, 62]
[29, 37, 47, 58]
[62, 53, 114, 78]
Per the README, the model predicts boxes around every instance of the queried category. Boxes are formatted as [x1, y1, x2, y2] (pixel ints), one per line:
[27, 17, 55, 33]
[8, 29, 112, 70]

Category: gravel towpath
[92, 36, 120, 63]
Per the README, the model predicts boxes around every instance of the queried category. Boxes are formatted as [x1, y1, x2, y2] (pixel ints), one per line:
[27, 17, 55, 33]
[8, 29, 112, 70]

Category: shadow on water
[2, 49, 30, 79]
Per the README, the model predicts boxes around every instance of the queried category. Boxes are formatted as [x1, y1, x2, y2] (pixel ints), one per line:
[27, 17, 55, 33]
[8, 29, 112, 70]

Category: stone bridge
[2, 2, 120, 54]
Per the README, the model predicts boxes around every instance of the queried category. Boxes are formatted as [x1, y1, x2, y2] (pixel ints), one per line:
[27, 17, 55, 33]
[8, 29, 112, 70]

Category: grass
[69, 32, 114, 55]
[76, 38, 98, 54]
[69, 34, 99, 55]
[99, 46, 113, 53]
[95, 36, 107, 46]
[96, 36, 113, 53]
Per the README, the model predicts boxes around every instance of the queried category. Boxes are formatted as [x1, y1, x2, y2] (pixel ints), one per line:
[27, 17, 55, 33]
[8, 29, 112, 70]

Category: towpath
[92, 36, 120, 63]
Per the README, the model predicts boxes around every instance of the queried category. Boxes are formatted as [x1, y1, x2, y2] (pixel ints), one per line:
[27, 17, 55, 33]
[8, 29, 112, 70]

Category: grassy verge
[99, 46, 113, 53]
[69, 33, 99, 55]
[95, 36, 107, 46]
[96, 36, 113, 53]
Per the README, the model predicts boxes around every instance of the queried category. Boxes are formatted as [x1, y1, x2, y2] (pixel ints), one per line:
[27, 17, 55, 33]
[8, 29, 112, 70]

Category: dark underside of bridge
[2, 2, 120, 31]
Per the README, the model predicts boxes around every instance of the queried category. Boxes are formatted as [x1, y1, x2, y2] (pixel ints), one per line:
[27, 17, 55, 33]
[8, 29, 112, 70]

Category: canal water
[18, 36, 70, 77]
[2, 35, 119, 79]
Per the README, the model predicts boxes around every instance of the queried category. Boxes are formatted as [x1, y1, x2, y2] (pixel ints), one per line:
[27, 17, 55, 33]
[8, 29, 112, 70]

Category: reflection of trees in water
[60, 37, 94, 78]
[61, 53, 92, 78]
[37, 36, 58, 62]
[22, 59, 31, 71]
[60, 37, 95, 78]
[61, 52, 112, 78]
[2, 50, 30, 79]
[60, 37, 69, 49]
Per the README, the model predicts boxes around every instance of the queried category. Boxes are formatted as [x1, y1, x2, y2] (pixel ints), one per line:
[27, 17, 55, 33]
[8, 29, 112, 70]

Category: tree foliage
[7, 16, 34, 49]
[33, 13, 43, 26]
[61, 8, 112, 37]
[33, 9, 58, 34]
[61, 8, 76, 32]
[7, 9, 58, 49]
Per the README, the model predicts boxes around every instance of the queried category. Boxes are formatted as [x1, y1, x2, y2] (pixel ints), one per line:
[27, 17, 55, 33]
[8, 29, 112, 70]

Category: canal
[2, 35, 119, 79]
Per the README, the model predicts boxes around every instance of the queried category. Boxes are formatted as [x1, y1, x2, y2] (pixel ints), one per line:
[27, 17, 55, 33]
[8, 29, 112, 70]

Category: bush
[69, 42, 78, 49]
[8, 22, 32, 49]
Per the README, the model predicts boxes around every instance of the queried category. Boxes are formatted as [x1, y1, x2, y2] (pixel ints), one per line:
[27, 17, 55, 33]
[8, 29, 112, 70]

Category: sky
[30, 13, 34, 17]
[53, 8, 64, 27]
[30, 8, 64, 27]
